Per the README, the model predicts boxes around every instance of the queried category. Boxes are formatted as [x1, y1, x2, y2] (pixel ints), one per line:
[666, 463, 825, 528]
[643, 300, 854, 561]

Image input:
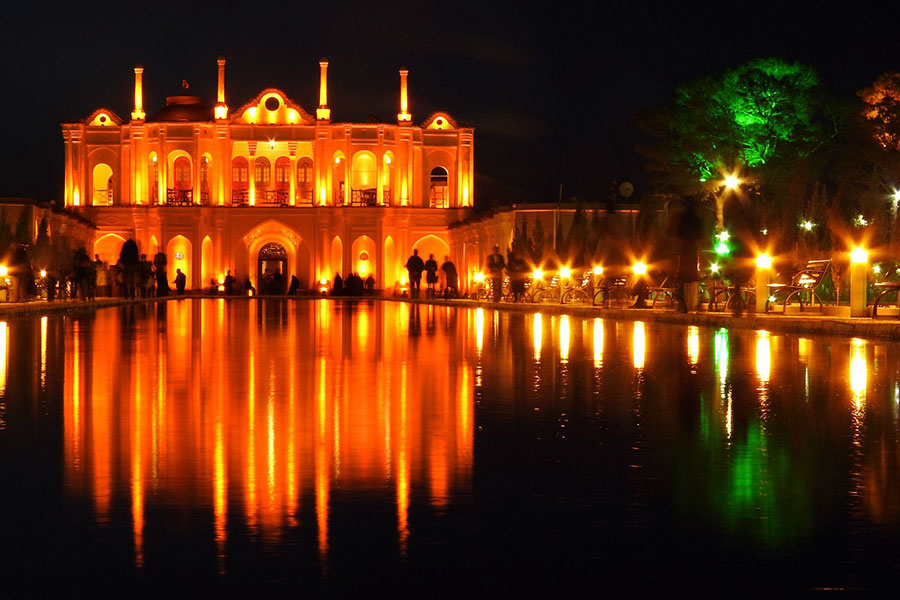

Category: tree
[639, 58, 838, 225]
[13, 209, 31, 245]
[858, 72, 900, 152]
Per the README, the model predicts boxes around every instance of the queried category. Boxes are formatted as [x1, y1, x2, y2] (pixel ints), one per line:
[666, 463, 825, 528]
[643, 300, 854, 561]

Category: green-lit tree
[640, 58, 839, 234]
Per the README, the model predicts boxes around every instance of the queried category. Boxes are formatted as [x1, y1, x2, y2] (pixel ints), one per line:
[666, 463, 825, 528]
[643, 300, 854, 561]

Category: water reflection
[56, 301, 475, 571]
[4, 304, 900, 590]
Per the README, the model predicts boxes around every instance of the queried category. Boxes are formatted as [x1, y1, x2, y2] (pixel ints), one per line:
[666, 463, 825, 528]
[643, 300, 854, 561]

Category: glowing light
[592, 265, 604, 275]
[533, 313, 542, 361]
[334, 157, 341, 165]
[723, 174, 740, 189]
[40, 269, 46, 278]
[633, 262, 647, 276]
[893, 189, 900, 203]
[873, 264, 882, 274]
[710, 263, 720, 274]
[532, 269, 544, 280]
[854, 214, 868, 227]
[850, 247, 868, 264]
[715, 242, 730, 256]
[559, 266, 572, 279]
[288, 109, 298, 122]
[687, 326, 699, 366]
[800, 220, 814, 231]
[756, 254, 772, 269]
[717, 231, 730, 242]
[0, 266, 7, 277]
[633, 321, 645, 369]
[475, 308, 484, 354]
[768, 295, 777, 303]
[385, 155, 391, 164]
[248, 106, 258, 122]
[0, 321, 7, 396]
[473, 272, 485, 284]
[559, 315, 570, 362]
[214, 105, 228, 120]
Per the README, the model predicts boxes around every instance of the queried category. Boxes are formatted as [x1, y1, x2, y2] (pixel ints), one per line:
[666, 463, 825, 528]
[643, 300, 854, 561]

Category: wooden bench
[766, 259, 831, 313]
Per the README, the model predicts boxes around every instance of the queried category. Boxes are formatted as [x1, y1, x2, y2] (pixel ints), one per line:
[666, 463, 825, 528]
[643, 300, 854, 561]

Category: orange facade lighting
[132, 65, 145, 121]
[398, 68, 411, 122]
[317, 60, 331, 121]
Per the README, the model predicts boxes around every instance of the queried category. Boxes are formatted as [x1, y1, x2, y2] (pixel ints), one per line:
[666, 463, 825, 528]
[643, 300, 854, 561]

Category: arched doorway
[92, 163, 114, 205]
[258, 242, 287, 295]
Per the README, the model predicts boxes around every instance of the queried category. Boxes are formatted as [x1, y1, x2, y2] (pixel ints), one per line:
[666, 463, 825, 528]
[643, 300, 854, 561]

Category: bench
[766, 259, 831, 313]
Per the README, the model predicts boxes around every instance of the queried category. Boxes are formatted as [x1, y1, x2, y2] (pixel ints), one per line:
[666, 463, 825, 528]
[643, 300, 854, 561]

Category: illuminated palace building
[62, 58, 474, 290]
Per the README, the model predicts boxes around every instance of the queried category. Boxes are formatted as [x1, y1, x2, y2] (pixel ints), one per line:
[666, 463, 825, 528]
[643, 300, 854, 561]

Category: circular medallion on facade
[359, 251, 369, 261]
[264, 96, 280, 111]
[175, 251, 185, 260]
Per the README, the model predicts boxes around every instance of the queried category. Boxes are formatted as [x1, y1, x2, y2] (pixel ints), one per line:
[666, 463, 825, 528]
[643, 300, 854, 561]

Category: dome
[148, 95, 213, 122]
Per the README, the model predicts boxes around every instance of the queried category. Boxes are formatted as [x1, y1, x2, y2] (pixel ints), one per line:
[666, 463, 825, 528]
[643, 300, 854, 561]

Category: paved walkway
[3, 295, 900, 340]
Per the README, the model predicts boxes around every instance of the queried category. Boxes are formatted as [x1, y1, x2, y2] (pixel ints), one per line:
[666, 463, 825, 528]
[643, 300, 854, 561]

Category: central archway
[258, 242, 287, 295]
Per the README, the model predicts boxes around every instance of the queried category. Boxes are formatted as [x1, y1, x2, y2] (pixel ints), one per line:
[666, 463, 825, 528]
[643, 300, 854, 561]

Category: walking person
[486, 245, 506, 302]
[440, 256, 459, 299]
[424, 253, 439, 298]
[405, 249, 425, 299]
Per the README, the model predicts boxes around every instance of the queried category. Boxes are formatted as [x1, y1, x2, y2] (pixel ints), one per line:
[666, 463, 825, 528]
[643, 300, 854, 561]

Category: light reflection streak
[40, 316, 47, 389]
[559, 315, 570, 363]
[756, 330, 771, 384]
[475, 308, 484, 355]
[533, 313, 542, 362]
[132, 345, 144, 568]
[687, 326, 699, 367]
[315, 356, 329, 563]
[632, 321, 645, 370]
[0, 321, 7, 429]
[593, 318, 603, 367]
[850, 338, 867, 406]
[397, 363, 410, 557]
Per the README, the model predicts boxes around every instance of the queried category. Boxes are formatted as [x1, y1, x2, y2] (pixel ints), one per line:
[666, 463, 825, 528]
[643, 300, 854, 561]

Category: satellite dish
[618, 181, 634, 199]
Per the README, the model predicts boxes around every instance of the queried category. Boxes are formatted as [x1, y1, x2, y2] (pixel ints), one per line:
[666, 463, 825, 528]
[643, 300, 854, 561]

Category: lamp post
[755, 253, 772, 313]
[850, 247, 868, 317]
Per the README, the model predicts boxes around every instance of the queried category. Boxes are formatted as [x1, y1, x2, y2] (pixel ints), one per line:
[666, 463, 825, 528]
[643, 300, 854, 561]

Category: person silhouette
[405, 249, 425, 299]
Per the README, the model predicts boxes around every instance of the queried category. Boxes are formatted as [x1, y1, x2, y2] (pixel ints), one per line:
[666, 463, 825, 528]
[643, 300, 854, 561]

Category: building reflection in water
[61, 300, 475, 570]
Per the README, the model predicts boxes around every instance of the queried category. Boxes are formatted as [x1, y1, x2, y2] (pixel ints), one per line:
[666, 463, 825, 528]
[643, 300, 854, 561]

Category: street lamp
[715, 171, 742, 229]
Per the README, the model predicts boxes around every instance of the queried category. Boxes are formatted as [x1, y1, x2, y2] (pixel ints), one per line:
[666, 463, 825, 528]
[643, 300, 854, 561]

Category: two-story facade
[62, 58, 474, 290]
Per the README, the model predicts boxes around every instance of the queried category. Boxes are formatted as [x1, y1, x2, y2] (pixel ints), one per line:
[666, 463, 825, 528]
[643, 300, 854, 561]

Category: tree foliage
[858, 72, 900, 152]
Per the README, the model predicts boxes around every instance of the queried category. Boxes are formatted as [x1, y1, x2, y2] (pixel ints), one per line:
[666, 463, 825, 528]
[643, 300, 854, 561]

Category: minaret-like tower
[317, 59, 330, 121]
[397, 67, 411, 123]
[131, 64, 145, 121]
[214, 57, 228, 119]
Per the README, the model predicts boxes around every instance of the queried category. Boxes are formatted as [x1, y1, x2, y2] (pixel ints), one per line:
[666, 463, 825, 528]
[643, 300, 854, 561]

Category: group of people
[404, 250, 459, 299]
[331, 272, 376, 296]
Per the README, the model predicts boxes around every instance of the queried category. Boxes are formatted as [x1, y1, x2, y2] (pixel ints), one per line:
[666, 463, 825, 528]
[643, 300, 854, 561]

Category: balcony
[296, 187, 314, 206]
[260, 190, 290, 207]
[92, 190, 113, 206]
[350, 188, 377, 207]
[200, 187, 210, 206]
[166, 188, 193, 206]
[231, 190, 249, 206]
[383, 189, 391, 206]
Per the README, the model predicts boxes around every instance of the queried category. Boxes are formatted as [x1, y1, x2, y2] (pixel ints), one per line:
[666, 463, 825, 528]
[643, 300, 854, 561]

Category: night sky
[2, 2, 899, 207]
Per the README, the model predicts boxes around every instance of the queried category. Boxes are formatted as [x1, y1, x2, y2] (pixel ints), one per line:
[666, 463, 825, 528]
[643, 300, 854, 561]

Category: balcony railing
[430, 188, 449, 208]
[260, 189, 290, 207]
[296, 186, 314, 206]
[166, 188, 193, 206]
[383, 189, 391, 205]
[92, 190, 113, 206]
[231, 190, 249, 206]
[200, 187, 210, 206]
[351, 188, 377, 206]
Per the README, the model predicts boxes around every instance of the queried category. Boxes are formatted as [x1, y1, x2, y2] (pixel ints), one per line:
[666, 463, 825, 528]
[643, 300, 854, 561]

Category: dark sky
[2, 2, 898, 207]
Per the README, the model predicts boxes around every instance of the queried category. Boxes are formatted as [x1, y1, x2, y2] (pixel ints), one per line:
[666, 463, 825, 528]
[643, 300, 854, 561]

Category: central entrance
[258, 242, 287, 294]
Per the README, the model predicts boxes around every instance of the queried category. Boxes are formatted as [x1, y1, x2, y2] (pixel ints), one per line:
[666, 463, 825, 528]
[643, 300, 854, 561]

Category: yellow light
[850, 338, 867, 400]
[385, 155, 391, 164]
[592, 265, 603, 275]
[40, 269, 46, 278]
[473, 272, 485, 283]
[756, 254, 772, 269]
[723, 174, 740, 189]
[633, 321, 645, 370]
[533, 313, 542, 361]
[800, 220, 814, 231]
[717, 230, 730, 242]
[334, 157, 341, 165]
[400, 276, 408, 286]
[559, 315, 570, 362]
[893, 189, 900, 203]
[688, 325, 699, 366]
[532, 269, 543, 280]
[320, 278, 328, 285]
[151, 155, 157, 163]
[268, 139, 275, 150]
[710, 263, 720, 274]
[756, 330, 771, 384]
[559, 266, 572, 279]
[873, 264, 882, 274]
[633, 262, 647, 275]
[0, 266, 7, 277]
[850, 247, 868, 264]
[214, 105, 228, 120]
[288, 110, 298, 122]
[248, 106, 257, 122]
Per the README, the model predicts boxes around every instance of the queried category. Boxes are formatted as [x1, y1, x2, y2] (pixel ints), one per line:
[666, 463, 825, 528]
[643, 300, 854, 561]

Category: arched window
[149, 154, 159, 204]
[231, 157, 249, 206]
[232, 157, 249, 190]
[274, 157, 290, 190]
[92, 163, 113, 206]
[174, 157, 191, 190]
[200, 156, 210, 205]
[382, 153, 394, 205]
[297, 158, 313, 205]
[255, 157, 271, 188]
[429, 166, 449, 208]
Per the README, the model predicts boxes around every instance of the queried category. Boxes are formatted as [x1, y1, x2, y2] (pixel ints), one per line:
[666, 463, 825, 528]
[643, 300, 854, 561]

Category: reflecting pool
[1, 300, 900, 593]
